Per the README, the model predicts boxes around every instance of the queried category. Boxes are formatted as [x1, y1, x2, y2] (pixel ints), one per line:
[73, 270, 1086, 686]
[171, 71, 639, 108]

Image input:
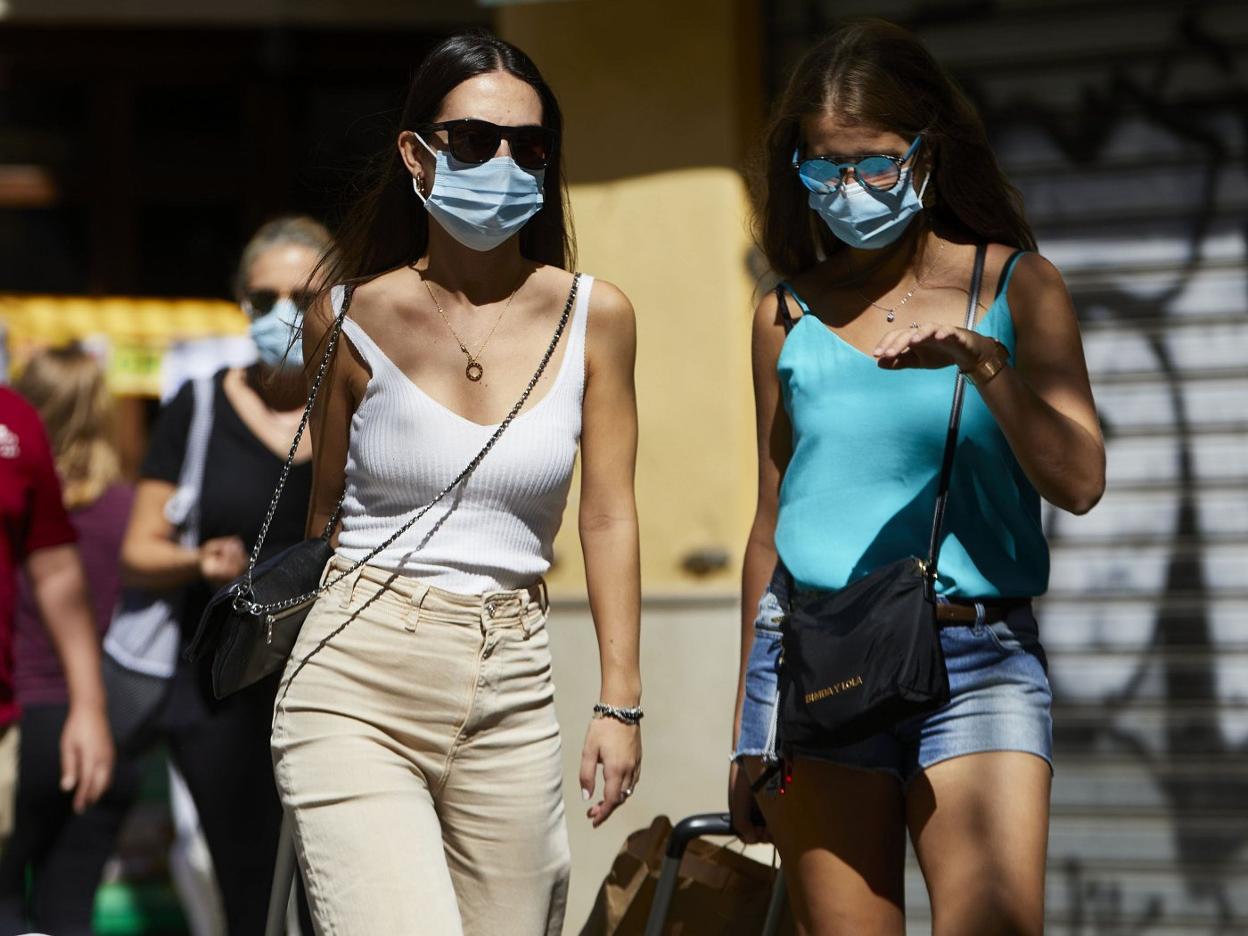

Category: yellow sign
[0, 294, 249, 397]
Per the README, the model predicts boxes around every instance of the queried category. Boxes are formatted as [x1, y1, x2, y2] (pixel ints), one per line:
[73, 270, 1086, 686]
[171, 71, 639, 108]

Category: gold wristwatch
[963, 339, 1010, 388]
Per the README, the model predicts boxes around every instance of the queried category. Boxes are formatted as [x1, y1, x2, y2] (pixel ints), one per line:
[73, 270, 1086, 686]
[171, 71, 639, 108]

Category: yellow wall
[500, 0, 763, 598]
[497, 4, 771, 931]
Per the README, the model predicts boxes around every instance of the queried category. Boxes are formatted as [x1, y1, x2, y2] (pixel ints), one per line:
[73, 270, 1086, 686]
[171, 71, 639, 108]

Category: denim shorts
[734, 566, 1053, 787]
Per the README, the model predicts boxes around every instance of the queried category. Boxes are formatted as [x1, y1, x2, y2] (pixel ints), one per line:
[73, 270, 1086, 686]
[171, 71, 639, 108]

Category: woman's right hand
[199, 536, 248, 586]
[61, 700, 115, 814]
[729, 758, 770, 845]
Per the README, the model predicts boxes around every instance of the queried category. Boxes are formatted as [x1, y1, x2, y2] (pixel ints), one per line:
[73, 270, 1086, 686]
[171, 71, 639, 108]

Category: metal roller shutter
[765, 1, 1248, 931]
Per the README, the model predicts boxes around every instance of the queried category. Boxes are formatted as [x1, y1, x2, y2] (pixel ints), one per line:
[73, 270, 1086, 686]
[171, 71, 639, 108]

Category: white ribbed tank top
[332, 276, 592, 594]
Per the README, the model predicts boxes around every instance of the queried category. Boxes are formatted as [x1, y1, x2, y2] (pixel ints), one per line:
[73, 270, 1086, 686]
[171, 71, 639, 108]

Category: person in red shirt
[0, 385, 113, 844]
[0, 348, 131, 934]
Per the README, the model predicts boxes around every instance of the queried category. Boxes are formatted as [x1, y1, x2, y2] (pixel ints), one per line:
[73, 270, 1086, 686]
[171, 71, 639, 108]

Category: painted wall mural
[768, 1, 1247, 932]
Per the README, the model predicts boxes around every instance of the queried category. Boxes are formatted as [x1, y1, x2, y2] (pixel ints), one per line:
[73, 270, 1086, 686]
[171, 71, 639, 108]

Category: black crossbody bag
[770, 245, 987, 763]
[187, 274, 582, 699]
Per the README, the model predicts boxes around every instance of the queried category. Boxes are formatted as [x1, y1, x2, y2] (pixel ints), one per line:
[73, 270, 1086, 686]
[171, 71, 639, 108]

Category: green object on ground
[90, 748, 188, 935]
[93, 880, 188, 935]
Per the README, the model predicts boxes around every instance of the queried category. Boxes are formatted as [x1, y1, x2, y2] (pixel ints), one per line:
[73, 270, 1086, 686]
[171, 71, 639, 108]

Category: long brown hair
[316, 30, 574, 291]
[756, 18, 1036, 279]
[16, 346, 121, 511]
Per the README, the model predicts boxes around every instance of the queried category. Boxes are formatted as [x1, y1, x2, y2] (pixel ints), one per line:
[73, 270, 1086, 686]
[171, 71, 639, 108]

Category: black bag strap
[925, 242, 987, 576]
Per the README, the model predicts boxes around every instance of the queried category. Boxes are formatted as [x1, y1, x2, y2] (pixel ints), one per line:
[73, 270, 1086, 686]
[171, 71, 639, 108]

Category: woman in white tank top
[270, 34, 642, 936]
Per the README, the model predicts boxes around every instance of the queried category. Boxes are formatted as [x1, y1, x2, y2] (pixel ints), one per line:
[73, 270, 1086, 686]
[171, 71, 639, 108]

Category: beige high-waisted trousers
[271, 558, 570, 935]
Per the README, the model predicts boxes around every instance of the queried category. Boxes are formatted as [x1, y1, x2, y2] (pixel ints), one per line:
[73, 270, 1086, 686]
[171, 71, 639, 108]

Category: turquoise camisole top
[774, 252, 1049, 599]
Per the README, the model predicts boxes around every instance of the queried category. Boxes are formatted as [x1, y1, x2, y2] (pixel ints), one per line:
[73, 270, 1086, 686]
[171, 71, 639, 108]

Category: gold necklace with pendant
[422, 276, 521, 382]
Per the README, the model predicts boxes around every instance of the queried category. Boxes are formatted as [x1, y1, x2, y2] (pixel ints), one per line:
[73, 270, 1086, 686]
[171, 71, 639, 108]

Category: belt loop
[532, 581, 550, 637]
[404, 582, 431, 633]
[339, 567, 363, 609]
[522, 604, 536, 639]
[974, 602, 986, 628]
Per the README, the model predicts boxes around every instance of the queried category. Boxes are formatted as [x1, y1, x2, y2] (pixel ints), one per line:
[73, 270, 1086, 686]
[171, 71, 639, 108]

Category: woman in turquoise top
[730, 20, 1104, 936]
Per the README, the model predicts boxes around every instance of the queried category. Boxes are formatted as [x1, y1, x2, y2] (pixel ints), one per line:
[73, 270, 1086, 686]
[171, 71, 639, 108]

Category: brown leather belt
[935, 599, 1029, 625]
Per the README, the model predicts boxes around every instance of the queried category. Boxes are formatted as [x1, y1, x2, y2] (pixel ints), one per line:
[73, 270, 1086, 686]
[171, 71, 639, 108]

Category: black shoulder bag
[187, 274, 582, 699]
[771, 245, 987, 763]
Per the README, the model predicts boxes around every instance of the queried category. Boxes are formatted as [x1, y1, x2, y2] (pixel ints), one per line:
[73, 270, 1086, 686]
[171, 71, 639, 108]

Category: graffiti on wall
[973, 5, 1246, 931]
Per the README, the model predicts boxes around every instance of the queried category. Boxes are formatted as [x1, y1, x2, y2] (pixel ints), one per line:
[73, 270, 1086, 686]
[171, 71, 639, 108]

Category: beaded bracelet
[593, 702, 644, 726]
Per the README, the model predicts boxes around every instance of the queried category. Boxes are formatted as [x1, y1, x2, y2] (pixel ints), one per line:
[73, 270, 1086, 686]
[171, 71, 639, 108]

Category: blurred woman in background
[118, 215, 332, 935]
[0, 346, 122, 935]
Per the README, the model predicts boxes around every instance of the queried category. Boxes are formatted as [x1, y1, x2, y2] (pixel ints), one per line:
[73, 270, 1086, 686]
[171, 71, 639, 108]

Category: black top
[141, 369, 313, 639]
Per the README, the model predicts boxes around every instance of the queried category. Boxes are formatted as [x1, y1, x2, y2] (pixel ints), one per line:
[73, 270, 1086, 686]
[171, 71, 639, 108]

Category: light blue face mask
[248, 298, 302, 369]
[801, 143, 929, 249]
[413, 132, 545, 252]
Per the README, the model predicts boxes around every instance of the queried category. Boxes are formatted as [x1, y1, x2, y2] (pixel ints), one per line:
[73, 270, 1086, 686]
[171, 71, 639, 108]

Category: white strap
[164, 375, 214, 547]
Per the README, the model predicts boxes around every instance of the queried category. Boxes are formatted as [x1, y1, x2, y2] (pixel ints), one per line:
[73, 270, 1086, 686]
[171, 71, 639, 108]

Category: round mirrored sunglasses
[793, 136, 922, 194]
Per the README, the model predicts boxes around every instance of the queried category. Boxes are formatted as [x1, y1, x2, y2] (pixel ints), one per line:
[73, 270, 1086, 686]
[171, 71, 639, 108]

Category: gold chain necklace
[421, 276, 521, 382]
[856, 239, 946, 323]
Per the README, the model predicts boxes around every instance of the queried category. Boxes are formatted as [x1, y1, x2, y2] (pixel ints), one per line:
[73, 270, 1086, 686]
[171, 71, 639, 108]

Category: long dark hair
[318, 30, 574, 289]
[756, 19, 1036, 279]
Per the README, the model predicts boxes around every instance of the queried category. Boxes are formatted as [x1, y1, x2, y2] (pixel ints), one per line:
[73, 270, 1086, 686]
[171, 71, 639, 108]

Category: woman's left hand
[873, 322, 991, 372]
[579, 716, 642, 828]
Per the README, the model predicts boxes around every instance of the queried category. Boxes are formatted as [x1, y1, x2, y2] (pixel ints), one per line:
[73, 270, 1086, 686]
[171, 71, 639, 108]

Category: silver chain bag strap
[188, 273, 582, 698]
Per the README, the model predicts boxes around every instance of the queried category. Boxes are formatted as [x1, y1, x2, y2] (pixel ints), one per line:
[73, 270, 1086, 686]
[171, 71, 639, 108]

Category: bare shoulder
[1008, 250, 1067, 295]
[1004, 251, 1074, 327]
[585, 276, 635, 333]
[302, 286, 337, 339]
[579, 275, 635, 382]
[303, 274, 400, 380]
[345, 267, 412, 324]
[754, 285, 781, 327]
[753, 284, 793, 343]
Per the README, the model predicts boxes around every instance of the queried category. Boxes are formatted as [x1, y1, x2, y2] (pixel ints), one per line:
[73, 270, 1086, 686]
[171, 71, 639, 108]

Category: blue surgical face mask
[807, 162, 930, 250]
[248, 298, 302, 369]
[413, 132, 544, 252]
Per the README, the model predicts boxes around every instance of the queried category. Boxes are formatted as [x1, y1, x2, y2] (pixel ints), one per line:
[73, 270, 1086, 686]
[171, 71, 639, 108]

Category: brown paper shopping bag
[580, 815, 791, 936]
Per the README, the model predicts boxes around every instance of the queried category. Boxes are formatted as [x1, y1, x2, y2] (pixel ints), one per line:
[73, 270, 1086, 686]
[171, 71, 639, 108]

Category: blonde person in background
[0, 347, 118, 936]
[116, 216, 331, 935]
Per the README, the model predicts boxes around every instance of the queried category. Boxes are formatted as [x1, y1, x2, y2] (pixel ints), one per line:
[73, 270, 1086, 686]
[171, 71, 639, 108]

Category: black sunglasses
[243, 289, 316, 318]
[421, 118, 557, 171]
